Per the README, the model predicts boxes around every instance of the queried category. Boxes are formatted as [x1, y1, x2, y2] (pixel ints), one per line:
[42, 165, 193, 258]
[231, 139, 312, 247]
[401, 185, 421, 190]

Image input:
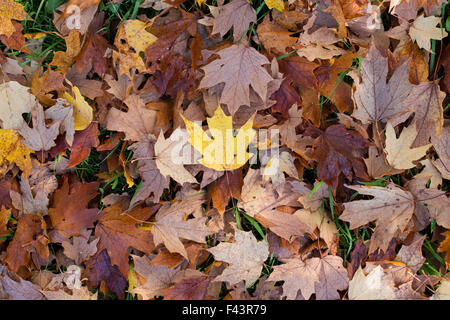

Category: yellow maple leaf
[62, 86, 93, 131]
[264, 0, 284, 12]
[182, 105, 256, 171]
[0, 129, 33, 176]
[0, 0, 27, 38]
[114, 20, 157, 75]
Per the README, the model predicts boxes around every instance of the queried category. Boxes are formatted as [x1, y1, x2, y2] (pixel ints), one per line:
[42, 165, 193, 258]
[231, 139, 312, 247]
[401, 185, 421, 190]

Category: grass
[6, 0, 449, 299]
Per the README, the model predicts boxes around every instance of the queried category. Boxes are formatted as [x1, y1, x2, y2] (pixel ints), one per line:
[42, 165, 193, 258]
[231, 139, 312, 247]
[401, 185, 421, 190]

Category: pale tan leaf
[385, 122, 431, 170]
[199, 45, 274, 115]
[340, 183, 415, 253]
[0, 81, 35, 129]
[211, 0, 256, 43]
[409, 15, 448, 53]
[154, 129, 197, 184]
[208, 228, 269, 286]
[152, 199, 213, 258]
[352, 45, 413, 125]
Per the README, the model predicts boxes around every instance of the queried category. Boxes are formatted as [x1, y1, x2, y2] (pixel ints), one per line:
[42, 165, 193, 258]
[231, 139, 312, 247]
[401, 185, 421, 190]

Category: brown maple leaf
[352, 44, 414, 125]
[4, 214, 49, 274]
[95, 202, 158, 277]
[48, 177, 100, 238]
[151, 199, 213, 259]
[268, 255, 349, 300]
[311, 124, 370, 193]
[163, 276, 210, 300]
[209, 169, 243, 216]
[145, 11, 198, 73]
[239, 169, 312, 241]
[106, 94, 159, 142]
[85, 249, 127, 299]
[75, 33, 111, 77]
[211, 0, 256, 43]
[340, 183, 416, 254]
[199, 44, 275, 115]
[67, 123, 99, 168]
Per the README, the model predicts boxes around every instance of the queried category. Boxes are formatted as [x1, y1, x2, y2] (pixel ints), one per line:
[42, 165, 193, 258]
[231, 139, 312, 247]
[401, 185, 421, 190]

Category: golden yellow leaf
[0, 129, 33, 176]
[196, 0, 204, 5]
[0, 0, 27, 38]
[50, 29, 81, 72]
[62, 86, 93, 131]
[127, 267, 137, 295]
[181, 105, 255, 171]
[264, 0, 284, 12]
[114, 20, 157, 75]
[24, 32, 46, 39]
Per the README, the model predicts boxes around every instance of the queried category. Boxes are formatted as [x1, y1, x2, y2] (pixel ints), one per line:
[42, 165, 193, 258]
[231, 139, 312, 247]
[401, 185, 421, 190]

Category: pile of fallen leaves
[0, 0, 449, 300]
